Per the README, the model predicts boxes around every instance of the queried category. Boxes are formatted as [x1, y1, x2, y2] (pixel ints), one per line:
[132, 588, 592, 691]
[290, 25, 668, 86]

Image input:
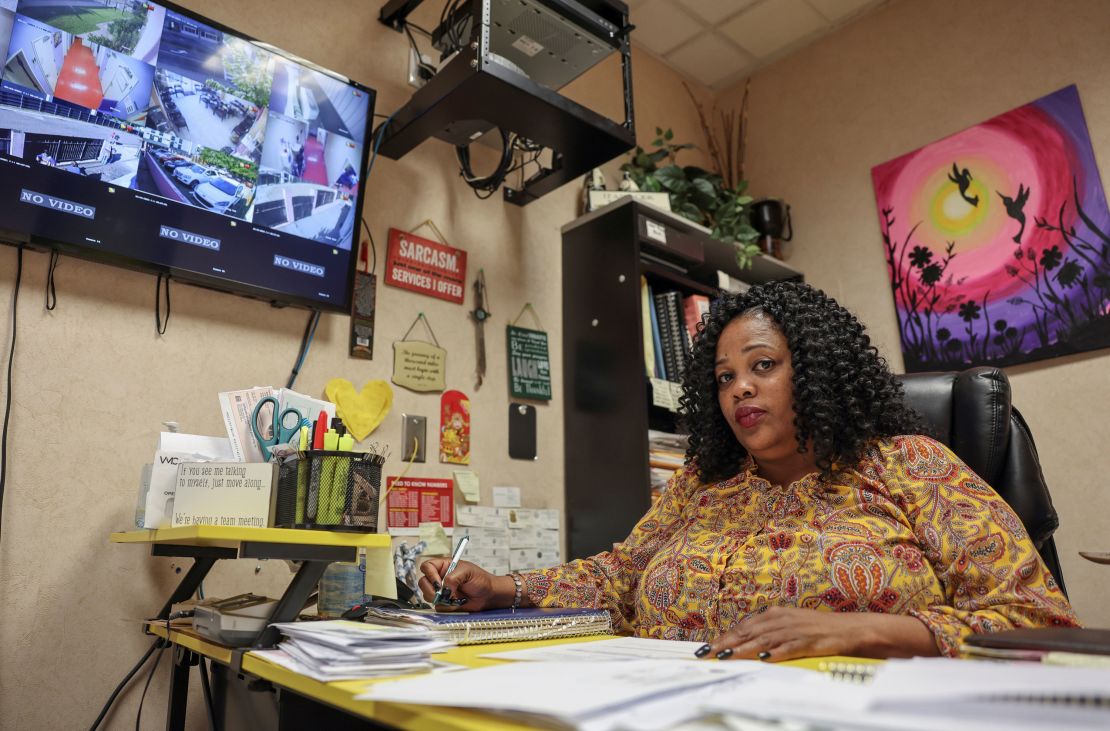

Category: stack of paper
[253, 620, 454, 682]
[703, 656, 1110, 730]
[358, 659, 786, 731]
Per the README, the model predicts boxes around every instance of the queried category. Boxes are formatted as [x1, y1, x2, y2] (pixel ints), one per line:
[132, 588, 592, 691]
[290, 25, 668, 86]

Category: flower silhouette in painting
[909, 245, 934, 268]
[1039, 245, 1062, 271]
[958, 301, 982, 322]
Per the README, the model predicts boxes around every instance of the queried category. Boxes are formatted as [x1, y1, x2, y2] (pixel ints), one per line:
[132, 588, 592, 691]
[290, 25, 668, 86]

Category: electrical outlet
[407, 48, 435, 89]
[401, 414, 426, 462]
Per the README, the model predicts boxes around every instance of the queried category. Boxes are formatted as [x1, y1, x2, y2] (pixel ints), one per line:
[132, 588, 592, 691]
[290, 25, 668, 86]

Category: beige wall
[717, 0, 1110, 625]
[0, 1, 714, 728]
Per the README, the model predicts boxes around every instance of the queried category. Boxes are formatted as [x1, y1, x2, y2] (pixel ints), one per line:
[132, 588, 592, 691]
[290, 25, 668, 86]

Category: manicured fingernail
[694, 644, 712, 658]
[758, 651, 771, 661]
[716, 648, 733, 660]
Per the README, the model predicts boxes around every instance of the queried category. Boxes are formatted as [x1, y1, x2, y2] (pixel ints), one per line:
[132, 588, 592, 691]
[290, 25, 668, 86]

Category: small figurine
[394, 540, 427, 599]
[618, 171, 639, 192]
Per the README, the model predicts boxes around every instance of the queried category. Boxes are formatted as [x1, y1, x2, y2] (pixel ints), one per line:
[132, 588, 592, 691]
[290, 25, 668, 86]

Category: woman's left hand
[701, 606, 938, 662]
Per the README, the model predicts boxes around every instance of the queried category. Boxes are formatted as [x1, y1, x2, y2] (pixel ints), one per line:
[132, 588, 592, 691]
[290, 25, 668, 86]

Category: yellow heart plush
[325, 378, 393, 441]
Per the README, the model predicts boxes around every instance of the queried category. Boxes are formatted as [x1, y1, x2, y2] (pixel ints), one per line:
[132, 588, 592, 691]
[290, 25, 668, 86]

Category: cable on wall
[0, 245, 22, 545]
[86, 637, 165, 731]
[155, 273, 171, 335]
[361, 218, 378, 274]
[286, 309, 321, 390]
[45, 249, 59, 311]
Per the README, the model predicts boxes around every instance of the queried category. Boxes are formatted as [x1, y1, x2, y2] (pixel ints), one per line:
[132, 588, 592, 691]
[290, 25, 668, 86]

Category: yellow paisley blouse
[520, 435, 1078, 656]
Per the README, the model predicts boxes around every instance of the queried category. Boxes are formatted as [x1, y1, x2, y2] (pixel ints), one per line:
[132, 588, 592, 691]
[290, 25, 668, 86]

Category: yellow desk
[113, 526, 392, 730]
[146, 620, 870, 731]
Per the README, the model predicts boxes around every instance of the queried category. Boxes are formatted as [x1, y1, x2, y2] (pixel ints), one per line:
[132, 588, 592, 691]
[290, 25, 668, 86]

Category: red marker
[313, 410, 328, 450]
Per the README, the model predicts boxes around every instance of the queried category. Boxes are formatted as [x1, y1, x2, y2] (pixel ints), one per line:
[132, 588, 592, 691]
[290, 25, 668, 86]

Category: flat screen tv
[0, 0, 375, 311]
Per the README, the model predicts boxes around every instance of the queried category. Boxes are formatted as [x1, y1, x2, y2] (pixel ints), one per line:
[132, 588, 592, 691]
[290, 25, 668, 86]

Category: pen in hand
[433, 534, 470, 606]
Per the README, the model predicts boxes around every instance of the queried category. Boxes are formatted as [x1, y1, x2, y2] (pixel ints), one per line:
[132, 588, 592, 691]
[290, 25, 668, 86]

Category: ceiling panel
[630, 0, 704, 56]
[719, 0, 826, 59]
[675, 0, 760, 24]
[665, 33, 755, 89]
[627, 0, 888, 89]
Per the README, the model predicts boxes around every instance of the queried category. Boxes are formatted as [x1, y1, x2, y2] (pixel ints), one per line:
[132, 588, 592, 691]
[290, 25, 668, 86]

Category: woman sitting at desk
[420, 282, 1078, 660]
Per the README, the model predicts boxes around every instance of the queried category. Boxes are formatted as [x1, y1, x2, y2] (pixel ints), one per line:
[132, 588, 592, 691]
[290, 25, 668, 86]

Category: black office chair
[896, 367, 1067, 596]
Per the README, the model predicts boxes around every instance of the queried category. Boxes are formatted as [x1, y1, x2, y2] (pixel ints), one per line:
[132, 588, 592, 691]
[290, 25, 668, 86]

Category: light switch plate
[401, 414, 426, 463]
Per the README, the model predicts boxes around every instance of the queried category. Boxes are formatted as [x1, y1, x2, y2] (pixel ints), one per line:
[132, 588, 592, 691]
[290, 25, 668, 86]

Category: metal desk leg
[166, 645, 196, 731]
[252, 559, 332, 649]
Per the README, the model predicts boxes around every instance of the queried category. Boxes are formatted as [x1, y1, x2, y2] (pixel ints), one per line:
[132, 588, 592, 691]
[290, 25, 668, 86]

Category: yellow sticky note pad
[363, 546, 397, 600]
[454, 470, 480, 503]
[419, 522, 453, 556]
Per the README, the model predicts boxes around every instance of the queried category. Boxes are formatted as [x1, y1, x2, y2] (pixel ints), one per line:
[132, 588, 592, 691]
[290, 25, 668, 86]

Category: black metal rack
[377, 0, 636, 205]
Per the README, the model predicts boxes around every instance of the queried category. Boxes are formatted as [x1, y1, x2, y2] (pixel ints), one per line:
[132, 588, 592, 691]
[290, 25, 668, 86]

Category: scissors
[251, 396, 303, 460]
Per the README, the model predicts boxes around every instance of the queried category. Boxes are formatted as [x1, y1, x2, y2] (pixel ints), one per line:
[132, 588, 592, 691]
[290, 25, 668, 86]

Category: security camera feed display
[0, 1, 374, 309]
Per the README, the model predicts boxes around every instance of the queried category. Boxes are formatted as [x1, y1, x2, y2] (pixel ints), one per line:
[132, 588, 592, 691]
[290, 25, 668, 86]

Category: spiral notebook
[361, 606, 613, 645]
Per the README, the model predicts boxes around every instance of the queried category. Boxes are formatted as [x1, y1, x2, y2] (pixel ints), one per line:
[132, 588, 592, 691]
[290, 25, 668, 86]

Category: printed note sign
[507, 326, 551, 400]
[384, 228, 467, 303]
[386, 477, 454, 530]
[392, 340, 447, 392]
[171, 462, 277, 529]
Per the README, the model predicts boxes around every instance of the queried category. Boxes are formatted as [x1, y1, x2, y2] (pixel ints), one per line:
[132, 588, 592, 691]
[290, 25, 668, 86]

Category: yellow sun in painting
[930, 178, 989, 235]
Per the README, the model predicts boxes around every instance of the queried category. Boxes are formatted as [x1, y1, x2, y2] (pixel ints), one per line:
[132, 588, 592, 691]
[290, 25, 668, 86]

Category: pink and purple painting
[871, 85, 1110, 371]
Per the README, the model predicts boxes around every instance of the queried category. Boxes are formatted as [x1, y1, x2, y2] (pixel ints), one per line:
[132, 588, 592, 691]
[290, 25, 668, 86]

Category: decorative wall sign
[872, 85, 1110, 371]
[470, 269, 490, 390]
[507, 304, 551, 401]
[383, 223, 467, 303]
[349, 240, 376, 359]
[392, 314, 447, 392]
[439, 389, 471, 465]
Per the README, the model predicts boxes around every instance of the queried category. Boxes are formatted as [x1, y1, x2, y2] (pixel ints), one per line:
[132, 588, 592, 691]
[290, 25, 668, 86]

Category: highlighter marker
[296, 425, 310, 524]
[334, 425, 355, 524]
[321, 428, 340, 524]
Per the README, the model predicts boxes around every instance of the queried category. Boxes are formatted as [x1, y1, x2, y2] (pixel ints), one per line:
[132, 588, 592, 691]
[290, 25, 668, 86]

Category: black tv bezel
[0, 0, 376, 314]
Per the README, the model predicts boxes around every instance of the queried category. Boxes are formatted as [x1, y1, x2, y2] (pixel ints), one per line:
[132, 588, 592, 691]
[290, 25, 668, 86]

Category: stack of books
[648, 429, 688, 502]
[253, 620, 454, 682]
[641, 278, 711, 383]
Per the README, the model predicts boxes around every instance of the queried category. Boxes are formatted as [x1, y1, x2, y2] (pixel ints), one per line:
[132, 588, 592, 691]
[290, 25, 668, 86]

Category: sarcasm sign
[384, 227, 467, 303]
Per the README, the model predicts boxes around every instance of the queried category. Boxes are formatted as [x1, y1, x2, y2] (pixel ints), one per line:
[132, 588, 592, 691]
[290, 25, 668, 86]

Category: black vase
[750, 199, 792, 259]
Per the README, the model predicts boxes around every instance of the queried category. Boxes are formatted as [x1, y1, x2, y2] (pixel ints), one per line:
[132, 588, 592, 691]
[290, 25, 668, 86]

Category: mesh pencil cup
[274, 450, 383, 531]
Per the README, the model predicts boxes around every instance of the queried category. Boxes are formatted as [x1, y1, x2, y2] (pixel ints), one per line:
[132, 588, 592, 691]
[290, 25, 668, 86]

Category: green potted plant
[620, 82, 762, 269]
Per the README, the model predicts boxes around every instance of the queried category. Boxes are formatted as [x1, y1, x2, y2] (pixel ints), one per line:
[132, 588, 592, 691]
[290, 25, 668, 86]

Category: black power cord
[0, 245, 21, 545]
[86, 637, 165, 731]
[134, 641, 167, 731]
[45, 249, 59, 310]
[456, 128, 514, 199]
[155, 272, 171, 335]
[199, 656, 217, 731]
[286, 309, 320, 390]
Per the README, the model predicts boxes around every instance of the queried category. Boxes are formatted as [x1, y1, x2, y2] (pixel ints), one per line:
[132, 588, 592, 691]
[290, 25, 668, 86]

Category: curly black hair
[680, 281, 924, 482]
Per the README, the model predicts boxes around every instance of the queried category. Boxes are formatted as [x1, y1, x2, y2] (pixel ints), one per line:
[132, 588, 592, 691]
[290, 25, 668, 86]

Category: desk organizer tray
[274, 450, 383, 531]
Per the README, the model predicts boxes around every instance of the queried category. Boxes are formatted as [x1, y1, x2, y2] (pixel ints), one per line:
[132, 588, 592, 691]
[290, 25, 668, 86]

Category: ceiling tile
[806, 0, 881, 22]
[675, 0, 760, 24]
[664, 33, 755, 88]
[720, 0, 827, 59]
[630, 0, 704, 56]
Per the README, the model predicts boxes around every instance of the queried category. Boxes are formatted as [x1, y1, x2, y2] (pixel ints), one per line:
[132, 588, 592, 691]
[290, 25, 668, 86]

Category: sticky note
[454, 470, 480, 503]
[492, 486, 521, 508]
[419, 522, 453, 556]
[363, 546, 397, 600]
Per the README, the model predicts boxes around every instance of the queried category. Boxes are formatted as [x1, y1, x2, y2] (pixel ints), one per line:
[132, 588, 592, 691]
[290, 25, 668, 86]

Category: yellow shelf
[111, 526, 392, 549]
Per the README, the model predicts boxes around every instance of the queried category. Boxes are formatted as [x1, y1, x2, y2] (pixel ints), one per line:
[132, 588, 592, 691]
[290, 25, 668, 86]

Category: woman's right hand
[418, 559, 514, 612]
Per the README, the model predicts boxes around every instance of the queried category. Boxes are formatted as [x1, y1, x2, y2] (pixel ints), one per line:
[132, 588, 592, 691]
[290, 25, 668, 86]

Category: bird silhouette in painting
[948, 163, 979, 206]
[998, 184, 1030, 243]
